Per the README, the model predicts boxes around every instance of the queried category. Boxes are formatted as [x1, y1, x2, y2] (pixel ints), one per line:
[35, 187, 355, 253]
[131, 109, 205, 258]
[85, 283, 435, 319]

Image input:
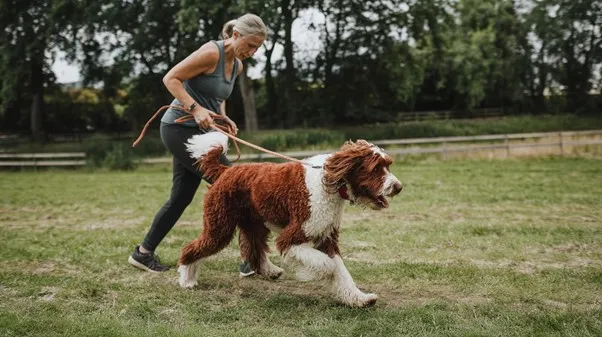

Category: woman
[128, 14, 266, 274]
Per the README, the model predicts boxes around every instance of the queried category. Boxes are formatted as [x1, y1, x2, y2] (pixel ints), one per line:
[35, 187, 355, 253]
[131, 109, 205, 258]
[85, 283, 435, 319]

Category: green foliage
[82, 135, 117, 167]
[1, 0, 601, 134]
[344, 115, 602, 141]
[82, 135, 138, 170]
[0, 0, 86, 139]
[129, 131, 167, 158]
[43, 87, 122, 133]
[256, 129, 346, 151]
[102, 144, 136, 170]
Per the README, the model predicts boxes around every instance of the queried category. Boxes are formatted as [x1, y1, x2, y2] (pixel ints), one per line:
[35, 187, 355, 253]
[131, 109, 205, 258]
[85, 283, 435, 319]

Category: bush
[84, 136, 115, 167]
[129, 131, 166, 157]
[258, 129, 346, 151]
[103, 144, 136, 170]
[83, 135, 137, 170]
[343, 115, 602, 141]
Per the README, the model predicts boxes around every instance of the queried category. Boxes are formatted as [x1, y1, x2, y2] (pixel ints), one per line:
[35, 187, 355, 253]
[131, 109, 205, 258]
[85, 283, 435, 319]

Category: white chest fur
[301, 155, 345, 240]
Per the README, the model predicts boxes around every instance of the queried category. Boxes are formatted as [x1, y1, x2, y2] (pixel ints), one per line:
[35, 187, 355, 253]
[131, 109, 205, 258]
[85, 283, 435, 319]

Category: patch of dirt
[342, 212, 373, 223]
[169, 220, 201, 228]
[548, 243, 593, 253]
[0, 284, 18, 297]
[369, 283, 492, 308]
[1, 215, 147, 231]
[36, 286, 61, 301]
[347, 240, 377, 250]
[84, 217, 147, 230]
[1, 260, 82, 276]
[469, 258, 600, 274]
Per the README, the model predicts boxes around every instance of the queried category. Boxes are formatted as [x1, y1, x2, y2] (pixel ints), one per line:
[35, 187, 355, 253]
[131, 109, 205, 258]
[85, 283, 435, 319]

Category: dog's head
[322, 139, 402, 210]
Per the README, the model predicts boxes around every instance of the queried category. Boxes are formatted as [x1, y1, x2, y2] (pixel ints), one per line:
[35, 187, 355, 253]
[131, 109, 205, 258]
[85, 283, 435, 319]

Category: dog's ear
[322, 140, 373, 193]
[355, 139, 371, 147]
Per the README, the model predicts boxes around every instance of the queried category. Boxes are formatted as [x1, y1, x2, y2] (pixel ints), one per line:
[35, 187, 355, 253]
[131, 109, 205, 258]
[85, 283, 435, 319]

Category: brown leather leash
[132, 105, 321, 168]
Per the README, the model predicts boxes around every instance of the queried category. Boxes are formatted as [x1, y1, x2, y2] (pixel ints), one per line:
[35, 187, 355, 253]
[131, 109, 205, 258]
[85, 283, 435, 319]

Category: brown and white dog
[178, 133, 402, 307]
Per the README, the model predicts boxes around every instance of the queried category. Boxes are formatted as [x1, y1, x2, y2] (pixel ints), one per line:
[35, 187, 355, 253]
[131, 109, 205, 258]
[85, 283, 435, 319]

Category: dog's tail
[185, 132, 230, 182]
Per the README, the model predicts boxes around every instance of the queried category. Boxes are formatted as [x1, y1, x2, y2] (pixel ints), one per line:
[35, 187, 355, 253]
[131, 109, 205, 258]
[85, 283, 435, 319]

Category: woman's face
[233, 32, 264, 59]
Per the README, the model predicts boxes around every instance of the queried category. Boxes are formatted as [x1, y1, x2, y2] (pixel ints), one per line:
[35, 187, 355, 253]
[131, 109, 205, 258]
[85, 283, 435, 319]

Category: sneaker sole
[239, 270, 256, 278]
[128, 256, 161, 273]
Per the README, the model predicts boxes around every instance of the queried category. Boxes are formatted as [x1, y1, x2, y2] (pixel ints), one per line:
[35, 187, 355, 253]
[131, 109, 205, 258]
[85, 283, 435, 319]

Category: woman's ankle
[139, 245, 152, 254]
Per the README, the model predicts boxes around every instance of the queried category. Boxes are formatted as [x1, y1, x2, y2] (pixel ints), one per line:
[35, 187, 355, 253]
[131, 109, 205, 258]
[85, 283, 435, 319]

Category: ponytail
[220, 19, 238, 39]
[220, 14, 267, 40]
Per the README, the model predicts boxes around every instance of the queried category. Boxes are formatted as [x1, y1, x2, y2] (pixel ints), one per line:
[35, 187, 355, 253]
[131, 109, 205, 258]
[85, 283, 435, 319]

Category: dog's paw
[177, 265, 198, 289]
[261, 265, 284, 280]
[338, 290, 378, 308]
[358, 293, 378, 308]
[179, 279, 198, 289]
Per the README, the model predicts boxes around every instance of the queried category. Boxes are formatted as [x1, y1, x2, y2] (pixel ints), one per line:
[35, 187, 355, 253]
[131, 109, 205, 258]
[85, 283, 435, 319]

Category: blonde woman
[129, 14, 266, 274]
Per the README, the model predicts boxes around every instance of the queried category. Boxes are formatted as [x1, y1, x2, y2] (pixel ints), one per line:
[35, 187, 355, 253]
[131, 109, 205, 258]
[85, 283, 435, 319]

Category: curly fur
[178, 135, 402, 307]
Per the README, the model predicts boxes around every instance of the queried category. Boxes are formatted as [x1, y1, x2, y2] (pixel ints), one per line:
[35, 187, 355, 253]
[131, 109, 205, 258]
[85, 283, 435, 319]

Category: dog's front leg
[330, 255, 377, 307]
[283, 243, 337, 281]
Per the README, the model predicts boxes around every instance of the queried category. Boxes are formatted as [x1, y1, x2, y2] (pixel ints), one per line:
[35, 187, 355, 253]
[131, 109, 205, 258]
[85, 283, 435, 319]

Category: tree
[0, 0, 82, 141]
[550, 0, 602, 112]
[239, 60, 259, 131]
[311, 0, 413, 123]
[76, 0, 206, 131]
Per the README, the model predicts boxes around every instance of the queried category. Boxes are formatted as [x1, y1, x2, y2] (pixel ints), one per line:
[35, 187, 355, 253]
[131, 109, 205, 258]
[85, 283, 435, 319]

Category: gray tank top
[161, 40, 239, 127]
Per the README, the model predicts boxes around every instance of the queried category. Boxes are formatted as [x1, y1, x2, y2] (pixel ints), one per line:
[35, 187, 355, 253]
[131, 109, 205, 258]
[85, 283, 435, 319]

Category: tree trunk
[264, 48, 279, 127]
[282, 0, 296, 128]
[238, 62, 258, 132]
[30, 57, 45, 143]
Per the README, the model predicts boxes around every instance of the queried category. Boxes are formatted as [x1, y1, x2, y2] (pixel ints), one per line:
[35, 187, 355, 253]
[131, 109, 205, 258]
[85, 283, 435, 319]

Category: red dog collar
[338, 185, 350, 200]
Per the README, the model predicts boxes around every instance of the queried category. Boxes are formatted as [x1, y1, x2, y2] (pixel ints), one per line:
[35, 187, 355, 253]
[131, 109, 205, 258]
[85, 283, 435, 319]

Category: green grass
[1, 157, 601, 336]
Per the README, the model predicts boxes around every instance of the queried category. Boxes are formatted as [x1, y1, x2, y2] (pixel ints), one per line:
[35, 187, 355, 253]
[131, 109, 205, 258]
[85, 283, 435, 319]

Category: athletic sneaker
[239, 261, 256, 277]
[128, 246, 170, 272]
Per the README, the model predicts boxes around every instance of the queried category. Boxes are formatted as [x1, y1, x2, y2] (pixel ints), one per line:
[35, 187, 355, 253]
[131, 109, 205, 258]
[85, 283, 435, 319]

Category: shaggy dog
[177, 133, 402, 307]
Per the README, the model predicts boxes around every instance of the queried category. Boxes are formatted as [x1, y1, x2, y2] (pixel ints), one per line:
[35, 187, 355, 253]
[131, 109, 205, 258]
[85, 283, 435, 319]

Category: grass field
[1, 157, 601, 336]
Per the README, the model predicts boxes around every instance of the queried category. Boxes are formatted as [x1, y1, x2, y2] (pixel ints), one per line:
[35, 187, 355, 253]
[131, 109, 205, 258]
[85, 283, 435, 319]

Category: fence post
[442, 141, 447, 160]
[505, 135, 510, 158]
[559, 132, 564, 156]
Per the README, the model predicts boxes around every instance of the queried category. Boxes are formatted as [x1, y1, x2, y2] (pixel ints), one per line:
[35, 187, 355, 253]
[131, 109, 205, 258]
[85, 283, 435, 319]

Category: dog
[177, 132, 402, 307]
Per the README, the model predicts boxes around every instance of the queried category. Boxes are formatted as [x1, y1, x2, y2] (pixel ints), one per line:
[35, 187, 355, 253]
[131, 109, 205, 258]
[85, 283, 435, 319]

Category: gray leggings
[141, 122, 230, 252]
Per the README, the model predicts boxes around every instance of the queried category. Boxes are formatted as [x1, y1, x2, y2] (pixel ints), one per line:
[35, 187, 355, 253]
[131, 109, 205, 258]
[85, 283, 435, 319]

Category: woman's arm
[220, 101, 227, 115]
[162, 42, 219, 128]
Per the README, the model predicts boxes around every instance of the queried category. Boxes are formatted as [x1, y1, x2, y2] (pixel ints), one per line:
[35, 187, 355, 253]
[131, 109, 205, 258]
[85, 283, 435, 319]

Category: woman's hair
[221, 13, 267, 39]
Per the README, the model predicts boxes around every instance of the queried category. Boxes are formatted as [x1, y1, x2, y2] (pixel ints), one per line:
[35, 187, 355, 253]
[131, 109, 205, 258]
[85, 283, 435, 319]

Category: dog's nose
[389, 181, 403, 196]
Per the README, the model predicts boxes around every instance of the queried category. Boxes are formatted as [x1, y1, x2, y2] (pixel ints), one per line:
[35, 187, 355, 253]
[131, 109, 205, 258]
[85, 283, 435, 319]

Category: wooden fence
[396, 108, 503, 122]
[0, 152, 86, 167]
[1, 130, 600, 167]
[143, 129, 602, 164]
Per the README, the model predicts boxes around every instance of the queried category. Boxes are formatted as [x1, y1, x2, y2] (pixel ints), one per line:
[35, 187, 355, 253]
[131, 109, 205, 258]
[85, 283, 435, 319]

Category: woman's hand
[223, 116, 238, 135]
[192, 106, 214, 129]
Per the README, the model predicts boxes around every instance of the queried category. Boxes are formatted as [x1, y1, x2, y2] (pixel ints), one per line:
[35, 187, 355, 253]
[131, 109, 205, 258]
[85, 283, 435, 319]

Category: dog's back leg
[238, 215, 283, 279]
[177, 206, 238, 288]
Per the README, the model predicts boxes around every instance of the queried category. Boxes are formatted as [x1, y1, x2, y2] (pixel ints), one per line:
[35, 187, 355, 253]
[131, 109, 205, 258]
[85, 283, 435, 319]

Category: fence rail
[396, 108, 503, 121]
[1, 130, 600, 167]
[0, 152, 86, 167]
[371, 130, 602, 146]
[143, 129, 602, 164]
